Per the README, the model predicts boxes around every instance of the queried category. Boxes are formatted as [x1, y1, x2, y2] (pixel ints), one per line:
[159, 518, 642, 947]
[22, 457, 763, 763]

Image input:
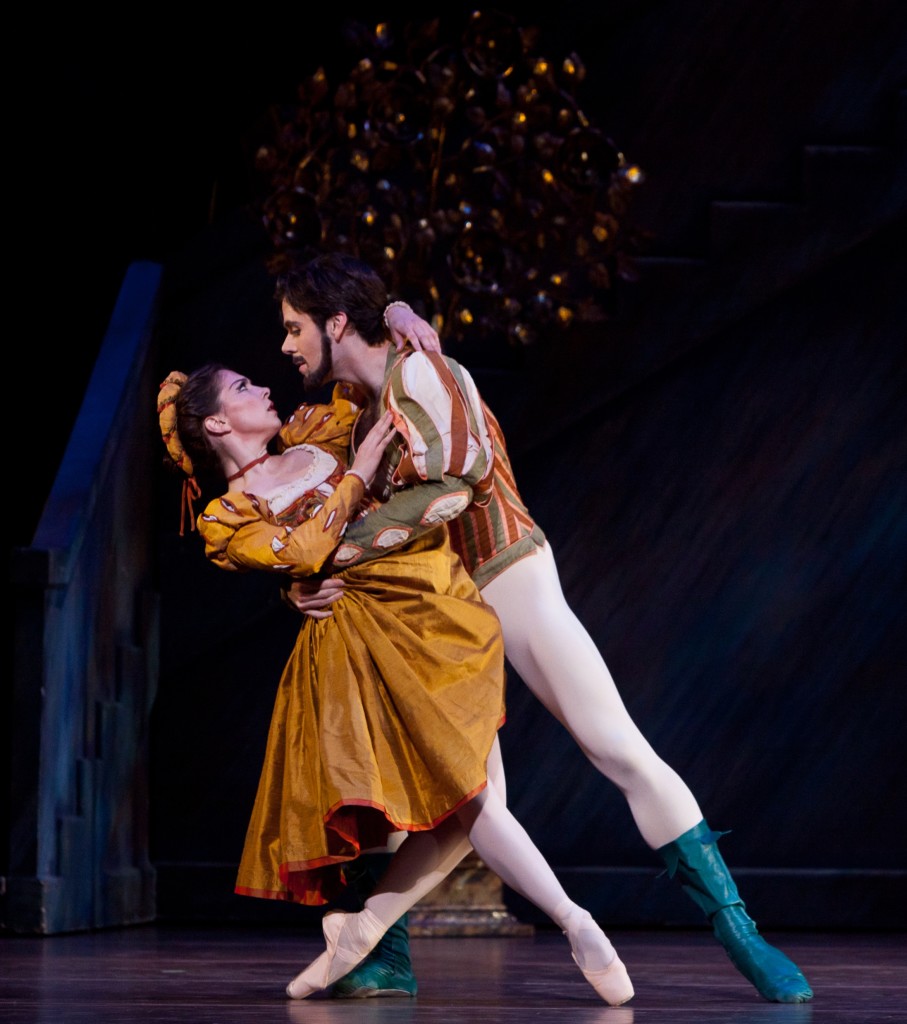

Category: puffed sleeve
[197, 471, 367, 577]
[276, 385, 362, 459]
[337, 351, 494, 566]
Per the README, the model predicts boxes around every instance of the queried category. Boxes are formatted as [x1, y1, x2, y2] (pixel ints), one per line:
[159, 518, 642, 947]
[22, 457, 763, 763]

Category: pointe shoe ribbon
[287, 909, 385, 1000]
[573, 952, 635, 1007]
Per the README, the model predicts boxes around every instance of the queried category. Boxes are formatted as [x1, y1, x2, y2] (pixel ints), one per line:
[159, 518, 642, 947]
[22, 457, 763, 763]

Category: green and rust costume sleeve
[332, 350, 495, 569]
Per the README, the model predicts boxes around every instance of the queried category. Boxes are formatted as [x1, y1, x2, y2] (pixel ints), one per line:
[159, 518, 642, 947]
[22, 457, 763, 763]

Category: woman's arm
[202, 414, 396, 576]
[384, 301, 442, 353]
[199, 472, 368, 576]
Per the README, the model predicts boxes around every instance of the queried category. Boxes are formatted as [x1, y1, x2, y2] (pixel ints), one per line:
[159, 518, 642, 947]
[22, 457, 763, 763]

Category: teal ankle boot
[331, 853, 418, 999]
[331, 912, 418, 998]
[658, 820, 813, 1003]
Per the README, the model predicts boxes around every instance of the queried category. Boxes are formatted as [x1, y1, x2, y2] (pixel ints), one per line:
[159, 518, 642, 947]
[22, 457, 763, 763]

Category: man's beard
[302, 331, 334, 393]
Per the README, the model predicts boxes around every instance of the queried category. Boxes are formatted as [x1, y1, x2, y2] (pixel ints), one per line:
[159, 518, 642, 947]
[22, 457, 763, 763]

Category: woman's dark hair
[273, 252, 389, 346]
[174, 362, 227, 485]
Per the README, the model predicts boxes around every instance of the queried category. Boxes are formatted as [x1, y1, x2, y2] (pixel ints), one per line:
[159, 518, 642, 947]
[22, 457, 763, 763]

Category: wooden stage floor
[1, 924, 904, 1023]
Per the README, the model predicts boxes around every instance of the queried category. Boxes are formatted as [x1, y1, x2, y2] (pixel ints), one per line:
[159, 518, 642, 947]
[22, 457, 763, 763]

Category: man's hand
[385, 303, 442, 353]
[284, 577, 345, 619]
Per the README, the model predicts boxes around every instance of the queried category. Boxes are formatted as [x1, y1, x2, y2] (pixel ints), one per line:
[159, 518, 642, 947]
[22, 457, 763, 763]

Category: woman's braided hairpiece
[157, 370, 202, 535]
[158, 371, 193, 474]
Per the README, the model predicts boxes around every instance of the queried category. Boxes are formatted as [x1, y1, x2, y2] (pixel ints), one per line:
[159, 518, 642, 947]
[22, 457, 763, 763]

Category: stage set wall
[6, 0, 905, 934]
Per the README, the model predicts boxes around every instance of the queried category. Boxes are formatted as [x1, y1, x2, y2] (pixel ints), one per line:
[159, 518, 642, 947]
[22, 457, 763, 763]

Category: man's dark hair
[274, 252, 389, 346]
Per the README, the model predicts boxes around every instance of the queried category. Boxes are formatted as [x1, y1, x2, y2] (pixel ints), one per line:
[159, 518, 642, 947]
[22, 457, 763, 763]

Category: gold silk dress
[197, 396, 506, 906]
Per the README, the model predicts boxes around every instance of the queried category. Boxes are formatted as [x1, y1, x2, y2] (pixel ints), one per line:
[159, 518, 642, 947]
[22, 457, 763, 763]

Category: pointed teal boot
[331, 853, 418, 999]
[658, 820, 813, 1003]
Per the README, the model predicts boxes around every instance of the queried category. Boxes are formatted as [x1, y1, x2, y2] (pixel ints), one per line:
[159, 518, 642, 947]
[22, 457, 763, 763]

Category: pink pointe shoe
[572, 950, 635, 1006]
[559, 903, 635, 1006]
[286, 908, 385, 1000]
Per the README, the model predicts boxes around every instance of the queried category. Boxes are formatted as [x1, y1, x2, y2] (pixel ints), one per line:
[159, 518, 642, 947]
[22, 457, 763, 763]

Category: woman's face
[215, 369, 281, 437]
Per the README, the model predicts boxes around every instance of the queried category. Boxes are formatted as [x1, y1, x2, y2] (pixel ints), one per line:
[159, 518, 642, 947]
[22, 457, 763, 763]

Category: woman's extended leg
[453, 776, 633, 1005]
[288, 738, 632, 1005]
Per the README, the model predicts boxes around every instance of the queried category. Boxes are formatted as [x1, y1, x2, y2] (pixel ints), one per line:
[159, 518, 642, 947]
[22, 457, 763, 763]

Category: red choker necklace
[227, 452, 270, 482]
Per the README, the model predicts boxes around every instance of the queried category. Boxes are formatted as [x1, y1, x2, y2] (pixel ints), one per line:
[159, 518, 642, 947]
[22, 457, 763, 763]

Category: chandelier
[253, 10, 646, 351]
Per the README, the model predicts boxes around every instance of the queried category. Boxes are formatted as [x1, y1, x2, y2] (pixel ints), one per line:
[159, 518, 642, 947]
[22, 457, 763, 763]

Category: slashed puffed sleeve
[197, 470, 367, 577]
[334, 351, 494, 567]
[276, 385, 361, 458]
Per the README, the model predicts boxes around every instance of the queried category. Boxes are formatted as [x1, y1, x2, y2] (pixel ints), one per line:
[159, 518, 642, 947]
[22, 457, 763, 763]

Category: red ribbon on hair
[180, 476, 202, 536]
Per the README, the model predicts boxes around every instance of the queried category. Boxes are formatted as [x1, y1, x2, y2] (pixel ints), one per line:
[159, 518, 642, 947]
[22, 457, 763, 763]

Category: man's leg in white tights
[482, 545, 811, 1004]
[481, 543, 702, 848]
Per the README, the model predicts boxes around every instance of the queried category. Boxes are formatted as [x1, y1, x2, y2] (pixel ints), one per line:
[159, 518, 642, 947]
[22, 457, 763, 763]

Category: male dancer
[276, 251, 813, 1004]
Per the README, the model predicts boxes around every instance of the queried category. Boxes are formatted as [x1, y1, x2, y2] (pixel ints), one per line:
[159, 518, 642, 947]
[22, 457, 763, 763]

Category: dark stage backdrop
[15, 0, 905, 930]
[148, 211, 905, 929]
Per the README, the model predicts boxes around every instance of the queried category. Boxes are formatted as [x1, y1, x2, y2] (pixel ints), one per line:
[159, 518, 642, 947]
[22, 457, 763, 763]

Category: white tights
[481, 542, 702, 849]
[323, 542, 704, 982]
[361, 737, 615, 973]
[363, 542, 703, 938]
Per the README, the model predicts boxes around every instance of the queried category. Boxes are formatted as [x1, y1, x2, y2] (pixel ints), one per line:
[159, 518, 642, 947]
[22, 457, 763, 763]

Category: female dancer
[157, 364, 634, 1005]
